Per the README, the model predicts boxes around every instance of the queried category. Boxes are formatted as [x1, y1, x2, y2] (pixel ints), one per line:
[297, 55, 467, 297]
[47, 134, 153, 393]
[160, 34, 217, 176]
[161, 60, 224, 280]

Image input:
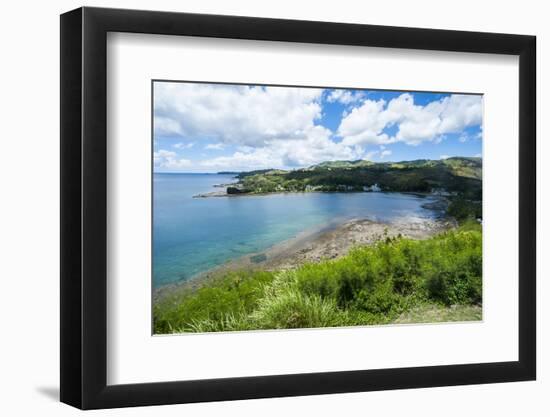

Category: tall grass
[153, 223, 482, 334]
[153, 270, 275, 334]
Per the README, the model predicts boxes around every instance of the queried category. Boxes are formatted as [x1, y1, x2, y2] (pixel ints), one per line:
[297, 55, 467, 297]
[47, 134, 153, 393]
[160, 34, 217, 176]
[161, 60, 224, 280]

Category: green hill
[308, 159, 375, 170]
[233, 157, 481, 198]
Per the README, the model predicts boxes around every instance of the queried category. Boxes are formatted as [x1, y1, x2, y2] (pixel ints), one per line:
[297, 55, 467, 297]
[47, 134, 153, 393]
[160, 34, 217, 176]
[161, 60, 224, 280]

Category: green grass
[153, 271, 275, 334]
[153, 223, 482, 334]
[394, 304, 482, 324]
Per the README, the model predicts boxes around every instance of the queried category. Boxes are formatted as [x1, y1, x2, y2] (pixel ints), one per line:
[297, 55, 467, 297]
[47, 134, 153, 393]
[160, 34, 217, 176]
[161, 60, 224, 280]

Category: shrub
[154, 227, 482, 333]
[250, 289, 345, 329]
[447, 198, 482, 222]
[153, 270, 274, 333]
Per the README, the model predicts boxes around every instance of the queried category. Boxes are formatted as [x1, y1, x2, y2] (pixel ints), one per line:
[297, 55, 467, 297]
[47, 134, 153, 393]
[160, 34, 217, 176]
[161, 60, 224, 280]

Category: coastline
[192, 188, 448, 199]
[153, 215, 456, 302]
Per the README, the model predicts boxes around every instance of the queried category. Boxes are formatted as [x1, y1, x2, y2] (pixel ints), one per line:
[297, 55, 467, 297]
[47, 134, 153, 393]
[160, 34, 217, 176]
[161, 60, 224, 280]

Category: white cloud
[154, 83, 372, 171]
[154, 149, 192, 169]
[440, 155, 450, 160]
[154, 116, 183, 136]
[474, 153, 482, 157]
[393, 94, 482, 145]
[173, 142, 194, 149]
[157, 128, 365, 172]
[201, 126, 361, 171]
[154, 84, 482, 172]
[363, 146, 392, 161]
[338, 93, 482, 147]
[205, 143, 225, 150]
[154, 83, 324, 147]
[327, 89, 365, 105]
[380, 149, 392, 159]
[438, 95, 483, 133]
[364, 150, 379, 161]
[337, 99, 393, 146]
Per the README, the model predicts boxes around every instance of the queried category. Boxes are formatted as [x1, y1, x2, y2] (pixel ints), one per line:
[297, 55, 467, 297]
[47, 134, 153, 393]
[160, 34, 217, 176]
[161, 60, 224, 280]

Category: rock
[227, 186, 249, 194]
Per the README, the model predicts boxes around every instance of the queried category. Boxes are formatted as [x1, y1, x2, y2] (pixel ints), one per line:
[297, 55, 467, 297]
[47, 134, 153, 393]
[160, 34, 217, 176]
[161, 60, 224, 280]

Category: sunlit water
[153, 173, 441, 288]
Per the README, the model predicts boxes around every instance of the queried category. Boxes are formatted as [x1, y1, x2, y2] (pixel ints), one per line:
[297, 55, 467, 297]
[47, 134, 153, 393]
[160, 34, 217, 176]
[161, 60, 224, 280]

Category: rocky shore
[193, 190, 231, 198]
[153, 216, 456, 301]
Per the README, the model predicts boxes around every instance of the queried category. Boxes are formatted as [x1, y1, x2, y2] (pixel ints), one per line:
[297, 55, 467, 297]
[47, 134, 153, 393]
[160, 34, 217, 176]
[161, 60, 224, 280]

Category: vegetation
[222, 157, 483, 223]
[394, 304, 481, 324]
[228, 157, 482, 200]
[447, 197, 482, 222]
[154, 222, 482, 333]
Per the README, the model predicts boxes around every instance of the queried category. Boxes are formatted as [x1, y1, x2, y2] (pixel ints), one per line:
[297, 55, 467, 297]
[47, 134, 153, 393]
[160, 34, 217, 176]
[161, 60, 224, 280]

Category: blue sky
[153, 82, 482, 173]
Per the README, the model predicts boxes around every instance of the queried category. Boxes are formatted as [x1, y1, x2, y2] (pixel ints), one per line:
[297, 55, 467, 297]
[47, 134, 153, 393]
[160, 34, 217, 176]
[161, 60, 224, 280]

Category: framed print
[60, 7, 536, 409]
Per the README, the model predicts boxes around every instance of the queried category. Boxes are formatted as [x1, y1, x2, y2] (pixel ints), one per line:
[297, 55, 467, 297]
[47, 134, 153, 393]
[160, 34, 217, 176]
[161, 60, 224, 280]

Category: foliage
[231, 157, 482, 199]
[153, 270, 275, 334]
[447, 197, 482, 222]
[154, 224, 482, 334]
[394, 304, 482, 324]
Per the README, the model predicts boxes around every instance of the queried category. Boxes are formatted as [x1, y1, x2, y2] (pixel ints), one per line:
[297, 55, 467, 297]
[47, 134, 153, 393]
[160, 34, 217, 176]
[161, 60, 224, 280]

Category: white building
[363, 183, 381, 192]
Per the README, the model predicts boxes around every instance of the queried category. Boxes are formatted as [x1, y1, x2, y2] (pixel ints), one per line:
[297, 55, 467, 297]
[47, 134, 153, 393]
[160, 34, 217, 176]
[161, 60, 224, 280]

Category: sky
[153, 82, 483, 173]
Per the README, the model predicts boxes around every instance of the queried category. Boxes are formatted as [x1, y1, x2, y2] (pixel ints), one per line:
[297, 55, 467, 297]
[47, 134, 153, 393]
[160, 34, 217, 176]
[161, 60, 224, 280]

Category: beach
[154, 216, 456, 301]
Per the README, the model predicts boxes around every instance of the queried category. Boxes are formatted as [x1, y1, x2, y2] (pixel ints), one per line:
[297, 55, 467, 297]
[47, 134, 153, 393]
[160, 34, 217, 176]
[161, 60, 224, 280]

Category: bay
[153, 173, 440, 288]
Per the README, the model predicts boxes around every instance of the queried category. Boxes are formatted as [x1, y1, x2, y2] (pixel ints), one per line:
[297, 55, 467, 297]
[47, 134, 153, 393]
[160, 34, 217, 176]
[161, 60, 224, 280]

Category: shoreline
[153, 215, 456, 302]
[193, 188, 445, 199]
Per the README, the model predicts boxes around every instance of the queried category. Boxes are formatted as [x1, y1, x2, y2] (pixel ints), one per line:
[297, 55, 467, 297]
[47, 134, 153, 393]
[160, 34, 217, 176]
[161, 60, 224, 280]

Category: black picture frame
[60, 6, 536, 410]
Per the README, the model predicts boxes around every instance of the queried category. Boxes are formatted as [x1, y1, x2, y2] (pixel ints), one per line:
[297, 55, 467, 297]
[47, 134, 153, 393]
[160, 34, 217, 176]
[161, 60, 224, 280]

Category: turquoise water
[153, 173, 440, 288]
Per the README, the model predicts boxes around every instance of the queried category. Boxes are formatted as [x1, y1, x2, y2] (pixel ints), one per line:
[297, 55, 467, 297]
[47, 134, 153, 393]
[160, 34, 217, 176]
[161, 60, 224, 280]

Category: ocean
[153, 173, 440, 288]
